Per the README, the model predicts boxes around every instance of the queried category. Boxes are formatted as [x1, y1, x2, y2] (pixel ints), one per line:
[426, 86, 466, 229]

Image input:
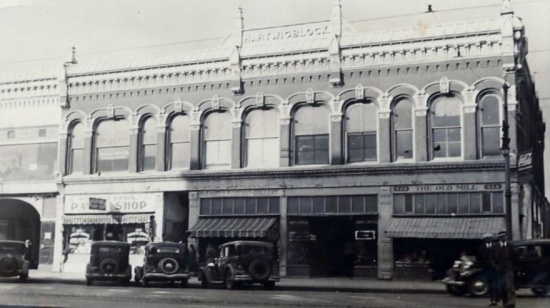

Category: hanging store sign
[65, 194, 157, 214]
[518, 151, 532, 172]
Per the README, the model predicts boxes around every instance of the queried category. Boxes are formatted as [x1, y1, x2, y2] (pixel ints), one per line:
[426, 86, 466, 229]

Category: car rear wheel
[99, 258, 119, 275]
[225, 270, 237, 290]
[0, 257, 18, 277]
[248, 259, 271, 280]
[531, 286, 550, 297]
[467, 276, 488, 297]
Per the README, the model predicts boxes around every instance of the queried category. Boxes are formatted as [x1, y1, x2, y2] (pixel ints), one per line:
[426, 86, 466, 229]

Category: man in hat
[491, 230, 519, 308]
[477, 233, 497, 306]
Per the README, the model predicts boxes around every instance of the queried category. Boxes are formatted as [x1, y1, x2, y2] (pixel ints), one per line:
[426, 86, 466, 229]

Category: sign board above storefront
[355, 230, 376, 240]
[65, 194, 157, 214]
[518, 151, 532, 172]
[393, 183, 502, 193]
[243, 21, 331, 44]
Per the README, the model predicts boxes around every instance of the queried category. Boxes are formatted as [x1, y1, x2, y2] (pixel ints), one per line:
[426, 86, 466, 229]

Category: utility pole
[501, 81, 513, 241]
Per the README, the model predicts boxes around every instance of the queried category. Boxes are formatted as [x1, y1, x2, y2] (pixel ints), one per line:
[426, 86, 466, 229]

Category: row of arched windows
[66, 92, 502, 174]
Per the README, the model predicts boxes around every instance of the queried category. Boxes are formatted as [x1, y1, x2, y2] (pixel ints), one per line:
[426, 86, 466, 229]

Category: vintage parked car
[443, 239, 550, 297]
[0, 240, 31, 281]
[85, 241, 132, 286]
[134, 242, 190, 287]
[198, 241, 280, 290]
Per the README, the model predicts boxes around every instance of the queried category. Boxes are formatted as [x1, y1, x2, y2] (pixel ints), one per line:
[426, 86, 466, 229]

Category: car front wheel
[467, 276, 488, 297]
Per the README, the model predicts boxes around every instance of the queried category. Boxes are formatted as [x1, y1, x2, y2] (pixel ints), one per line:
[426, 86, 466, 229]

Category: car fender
[199, 266, 216, 282]
[224, 263, 239, 275]
[460, 267, 484, 279]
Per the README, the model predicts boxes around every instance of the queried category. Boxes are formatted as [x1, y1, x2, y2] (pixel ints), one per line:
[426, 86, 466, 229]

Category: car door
[516, 244, 544, 287]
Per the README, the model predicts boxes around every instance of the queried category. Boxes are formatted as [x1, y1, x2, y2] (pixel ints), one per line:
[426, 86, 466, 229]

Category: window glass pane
[247, 138, 279, 168]
[404, 195, 413, 213]
[436, 194, 447, 214]
[200, 200, 211, 215]
[364, 134, 377, 160]
[481, 95, 500, 125]
[204, 111, 231, 140]
[414, 195, 424, 213]
[245, 198, 256, 214]
[366, 195, 378, 213]
[288, 198, 299, 214]
[346, 102, 377, 132]
[297, 150, 314, 165]
[352, 196, 364, 213]
[314, 149, 329, 164]
[482, 127, 500, 157]
[247, 139, 264, 167]
[348, 149, 363, 162]
[295, 105, 329, 135]
[448, 142, 461, 157]
[482, 193, 492, 212]
[97, 147, 129, 172]
[348, 134, 363, 149]
[268, 198, 280, 214]
[394, 195, 405, 214]
[234, 198, 245, 214]
[339, 196, 351, 213]
[448, 194, 458, 214]
[458, 194, 470, 214]
[492, 193, 504, 213]
[96, 119, 129, 147]
[71, 123, 84, 148]
[211, 199, 222, 215]
[312, 197, 324, 213]
[300, 197, 312, 214]
[142, 145, 156, 171]
[142, 117, 157, 144]
[170, 115, 190, 143]
[431, 95, 461, 127]
[393, 98, 413, 129]
[246, 108, 279, 138]
[326, 196, 338, 213]
[223, 199, 233, 214]
[470, 193, 481, 213]
[257, 198, 268, 214]
[396, 130, 413, 159]
[205, 140, 230, 168]
[71, 148, 83, 174]
[170, 143, 190, 169]
[425, 194, 436, 213]
[315, 135, 329, 150]
[448, 128, 461, 142]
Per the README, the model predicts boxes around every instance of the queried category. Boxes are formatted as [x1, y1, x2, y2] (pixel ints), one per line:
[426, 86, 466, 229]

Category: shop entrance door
[309, 217, 355, 277]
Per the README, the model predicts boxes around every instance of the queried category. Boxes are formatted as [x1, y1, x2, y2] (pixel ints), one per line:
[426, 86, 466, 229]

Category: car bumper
[143, 273, 191, 281]
[86, 272, 132, 280]
[234, 274, 280, 282]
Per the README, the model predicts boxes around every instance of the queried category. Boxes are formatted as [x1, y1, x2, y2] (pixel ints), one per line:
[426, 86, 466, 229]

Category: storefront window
[294, 104, 329, 165]
[95, 119, 129, 173]
[346, 101, 378, 162]
[245, 108, 279, 168]
[169, 114, 190, 169]
[203, 111, 231, 169]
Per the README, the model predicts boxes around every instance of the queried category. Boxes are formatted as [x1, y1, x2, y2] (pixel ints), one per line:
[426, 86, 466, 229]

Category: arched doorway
[0, 199, 41, 269]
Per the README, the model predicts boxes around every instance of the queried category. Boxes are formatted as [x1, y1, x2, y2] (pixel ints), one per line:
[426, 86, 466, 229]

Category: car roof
[219, 241, 273, 248]
[512, 239, 550, 246]
[0, 240, 25, 245]
[91, 241, 131, 248]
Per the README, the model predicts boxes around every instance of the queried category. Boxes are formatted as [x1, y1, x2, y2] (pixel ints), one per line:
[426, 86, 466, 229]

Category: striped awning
[385, 217, 506, 239]
[189, 217, 277, 238]
[63, 214, 152, 225]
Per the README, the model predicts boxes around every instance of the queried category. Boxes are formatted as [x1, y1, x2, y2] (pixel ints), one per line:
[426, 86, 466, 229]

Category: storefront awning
[188, 217, 277, 238]
[385, 217, 506, 239]
[63, 214, 151, 225]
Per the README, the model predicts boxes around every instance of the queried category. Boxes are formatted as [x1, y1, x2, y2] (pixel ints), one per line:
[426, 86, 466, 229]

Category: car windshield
[241, 245, 270, 255]
[98, 247, 125, 253]
[0, 243, 24, 253]
[155, 246, 181, 254]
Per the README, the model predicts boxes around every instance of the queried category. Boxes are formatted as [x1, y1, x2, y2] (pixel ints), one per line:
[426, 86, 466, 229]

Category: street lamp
[501, 81, 513, 241]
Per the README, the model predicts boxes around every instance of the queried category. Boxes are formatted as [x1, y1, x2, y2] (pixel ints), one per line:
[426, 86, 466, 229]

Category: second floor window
[68, 122, 84, 174]
[169, 114, 190, 169]
[479, 94, 501, 157]
[245, 108, 279, 168]
[294, 104, 329, 165]
[95, 119, 129, 173]
[430, 95, 462, 159]
[392, 98, 413, 160]
[203, 111, 231, 169]
[346, 101, 378, 162]
[140, 116, 157, 171]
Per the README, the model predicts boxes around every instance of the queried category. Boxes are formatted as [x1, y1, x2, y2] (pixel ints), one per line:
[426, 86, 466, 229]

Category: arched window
[95, 119, 129, 173]
[140, 116, 157, 171]
[68, 122, 84, 174]
[479, 94, 501, 157]
[345, 101, 378, 162]
[245, 108, 279, 168]
[203, 110, 231, 169]
[392, 98, 414, 160]
[169, 114, 190, 169]
[430, 95, 462, 159]
[294, 104, 329, 165]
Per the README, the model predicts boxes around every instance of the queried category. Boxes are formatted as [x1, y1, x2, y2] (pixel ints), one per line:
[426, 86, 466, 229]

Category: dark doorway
[309, 216, 355, 277]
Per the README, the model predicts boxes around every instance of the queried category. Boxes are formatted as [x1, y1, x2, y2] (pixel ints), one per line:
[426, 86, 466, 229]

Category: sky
[1, 0, 550, 188]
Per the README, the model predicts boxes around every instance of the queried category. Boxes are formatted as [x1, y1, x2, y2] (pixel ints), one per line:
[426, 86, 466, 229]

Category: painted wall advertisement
[64, 193, 158, 214]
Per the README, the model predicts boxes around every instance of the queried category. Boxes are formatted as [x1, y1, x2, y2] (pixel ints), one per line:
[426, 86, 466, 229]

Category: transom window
[203, 111, 231, 169]
[95, 119, 129, 173]
[479, 94, 501, 157]
[245, 108, 279, 168]
[392, 98, 413, 160]
[430, 95, 462, 159]
[346, 101, 378, 162]
[68, 122, 84, 174]
[140, 116, 157, 171]
[200, 197, 280, 215]
[294, 104, 329, 165]
[393, 192, 504, 215]
[169, 114, 190, 169]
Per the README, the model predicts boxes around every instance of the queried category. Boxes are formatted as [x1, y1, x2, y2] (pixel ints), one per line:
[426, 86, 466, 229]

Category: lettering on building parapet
[393, 183, 502, 193]
[243, 22, 330, 44]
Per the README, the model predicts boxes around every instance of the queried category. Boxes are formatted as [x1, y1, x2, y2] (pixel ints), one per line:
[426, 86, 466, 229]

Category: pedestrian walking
[188, 244, 198, 273]
[477, 233, 498, 306]
[490, 231, 519, 308]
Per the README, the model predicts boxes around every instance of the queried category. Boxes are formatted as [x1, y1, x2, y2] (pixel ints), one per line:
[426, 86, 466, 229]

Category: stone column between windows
[279, 117, 291, 167]
[128, 126, 139, 173]
[414, 108, 428, 162]
[377, 186, 393, 280]
[330, 113, 343, 165]
[52, 193, 64, 272]
[190, 123, 201, 170]
[57, 132, 68, 175]
[83, 129, 94, 174]
[187, 192, 200, 248]
[156, 125, 166, 171]
[279, 195, 288, 276]
[463, 104, 477, 160]
[231, 120, 242, 169]
[379, 111, 391, 163]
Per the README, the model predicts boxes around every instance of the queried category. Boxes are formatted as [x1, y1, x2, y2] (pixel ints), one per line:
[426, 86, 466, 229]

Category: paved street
[1, 278, 549, 308]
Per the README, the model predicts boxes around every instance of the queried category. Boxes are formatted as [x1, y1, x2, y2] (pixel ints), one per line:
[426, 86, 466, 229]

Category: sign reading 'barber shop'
[65, 194, 158, 214]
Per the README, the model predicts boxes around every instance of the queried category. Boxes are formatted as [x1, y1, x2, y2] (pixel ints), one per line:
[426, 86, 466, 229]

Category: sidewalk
[29, 265, 445, 294]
